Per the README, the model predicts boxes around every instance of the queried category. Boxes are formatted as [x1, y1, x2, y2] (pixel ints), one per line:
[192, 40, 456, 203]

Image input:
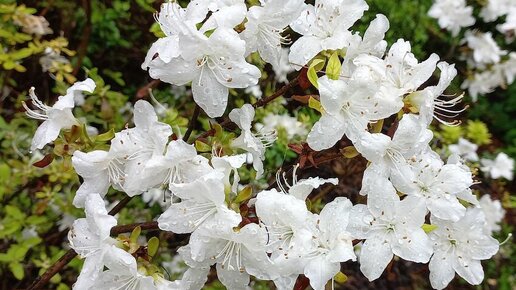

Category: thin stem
[26, 196, 133, 290]
[194, 75, 300, 142]
[183, 105, 201, 142]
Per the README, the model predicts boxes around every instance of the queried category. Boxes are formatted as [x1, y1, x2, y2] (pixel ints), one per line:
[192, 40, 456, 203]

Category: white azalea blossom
[71, 100, 173, 207]
[23, 1, 508, 289]
[354, 39, 440, 99]
[355, 114, 433, 184]
[242, 0, 305, 68]
[464, 31, 507, 67]
[428, 0, 475, 36]
[348, 184, 433, 281]
[289, 0, 369, 67]
[144, 22, 260, 117]
[256, 113, 308, 139]
[478, 195, 506, 234]
[428, 208, 500, 289]
[23, 78, 95, 151]
[480, 152, 515, 180]
[230, 104, 277, 177]
[395, 153, 475, 221]
[448, 138, 479, 162]
[68, 194, 118, 290]
[158, 171, 238, 234]
[302, 197, 356, 290]
[480, 0, 514, 22]
[307, 71, 401, 150]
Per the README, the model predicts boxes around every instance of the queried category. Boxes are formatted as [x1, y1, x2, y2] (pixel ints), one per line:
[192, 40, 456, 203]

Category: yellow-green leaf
[234, 186, 253, 204]
[308, 96, 323, 113]
[422, 224, 438, 233]
[147, 237, 159, 257]
[195, 140, 211, 152]
[326, 51, 342, 80]
[308, 59, 325, 88]
[341, 146, 359, 158]
[9, 262, 24, 280]
[334, 271, 348, 283]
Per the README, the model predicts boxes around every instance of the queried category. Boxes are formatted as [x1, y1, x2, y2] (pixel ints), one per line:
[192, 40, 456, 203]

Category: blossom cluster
[22, 0, 509, 290]
[429, 0, 516, 100]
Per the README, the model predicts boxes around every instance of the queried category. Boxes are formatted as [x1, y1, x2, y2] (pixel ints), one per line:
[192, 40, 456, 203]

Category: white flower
[407, 62, 463, 126]
[241, 0, 305, 68]
[307, 71, 401, 151]
[355, 114, 433, 183]
[68, 194, 119, 290]
[348, 186, 433, 281]
[71, 101, 173, 207]
[193, 0, 248, 31]
[141, 2, 203, 68]
[13, 13, 53, 36]
[254, 189, 314, 284]
[211, 154, 247, 194]
[230, 104, 277, 177]
[145, 27, 261, 118]
[303, 197, 356, 290]
[158, 171, 239, 234]
[23, 78, 95, 151]
[112, 100, 172, 196]
[273, 48, 295, 83]
[188, 214, 274, 289]
[276, 165, 338, 201]
[480, 0, 513, 22]
[448, 138, 478, 162]
[478, 195, 506, 234]
[464, 31, 507, 67]
[151, 140, 213, 189]
[428, 0, 475, 36]
[91, 249, 157, 290]
[341, 14, 389, 75]
[394, 153, 475, 221]
[428, 208, 499, 289]
[461, 69, 504, 101]
[498, 7, 516, 39]
[71, 150, 125, 208]
[354, 39, 440, 99]
[289, 0, 369, 67]
[255, 113, 308, 139]
[480, 152, 515, 180]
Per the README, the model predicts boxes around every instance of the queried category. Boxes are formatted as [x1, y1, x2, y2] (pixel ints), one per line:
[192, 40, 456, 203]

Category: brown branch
[26, 196, 133, 290]
[183, 105, 201, 142]
[194, 75, 300, 142]
[111, 221, 159, 236]
[72, 0, 92, 76]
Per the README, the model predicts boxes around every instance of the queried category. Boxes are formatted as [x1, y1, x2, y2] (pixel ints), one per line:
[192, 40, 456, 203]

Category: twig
[72, 0, 92, 76]
[26, 196, 133, 290]
[111, 221, 159, 236]
[194, 75, 300, 141]
[183, 105, 201, 142]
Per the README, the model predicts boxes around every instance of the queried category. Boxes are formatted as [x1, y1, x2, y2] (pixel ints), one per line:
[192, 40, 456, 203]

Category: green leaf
[9, 261, 24, 280]
[234, 186, 253, 204]
[130, 226, 141, 244]
[422, 224, 438, 233]
[307, 59, 325, 89]
[326, 51, 342, 80]
[5, 205, 25, 220]
[147, 237, 159, 257]
[95, 128, 116, 142]
[334, 271, 348, 283]
[195, 140, 212, 152]
[308, 97, 323, 113]
[0, 163, 10, 183]
[341, 146, 359, 158]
